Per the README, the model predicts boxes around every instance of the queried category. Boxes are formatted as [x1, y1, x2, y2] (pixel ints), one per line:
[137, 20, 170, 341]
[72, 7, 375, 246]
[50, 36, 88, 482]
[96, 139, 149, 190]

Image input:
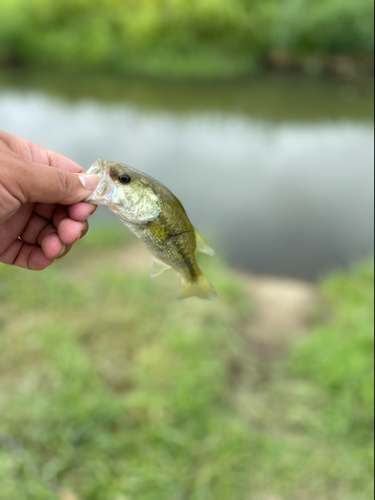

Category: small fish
[85, 159, 217, 300]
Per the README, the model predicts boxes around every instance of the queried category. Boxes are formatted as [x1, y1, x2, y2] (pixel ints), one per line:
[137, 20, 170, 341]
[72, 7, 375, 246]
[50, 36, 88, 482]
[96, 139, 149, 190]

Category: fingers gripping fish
[85, 160, 217, 301]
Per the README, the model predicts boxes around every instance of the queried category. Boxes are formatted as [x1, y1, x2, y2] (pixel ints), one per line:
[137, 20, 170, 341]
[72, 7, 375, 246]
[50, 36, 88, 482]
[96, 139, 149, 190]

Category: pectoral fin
[151, 257, 171, 277]
[195, 229, 215, 256]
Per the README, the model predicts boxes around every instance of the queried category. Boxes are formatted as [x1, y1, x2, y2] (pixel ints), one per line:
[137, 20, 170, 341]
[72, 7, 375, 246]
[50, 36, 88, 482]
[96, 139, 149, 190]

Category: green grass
[0, 226, 373, 499]
[0, 0, 373, 79]
[0, 227, 252, 500]
[237, 260, 375, 499]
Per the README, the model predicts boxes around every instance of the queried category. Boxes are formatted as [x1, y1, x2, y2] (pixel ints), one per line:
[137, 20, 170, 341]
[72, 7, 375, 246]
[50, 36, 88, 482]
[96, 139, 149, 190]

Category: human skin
[0, 131, 99, 270]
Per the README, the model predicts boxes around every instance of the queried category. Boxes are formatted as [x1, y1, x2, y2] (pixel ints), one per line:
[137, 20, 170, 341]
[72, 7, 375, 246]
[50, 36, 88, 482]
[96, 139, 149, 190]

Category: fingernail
[79, 175, 100, 192]
[58, 244, 66, 258]
[80, 206, 96, 222]
[76, 231, 83, 242]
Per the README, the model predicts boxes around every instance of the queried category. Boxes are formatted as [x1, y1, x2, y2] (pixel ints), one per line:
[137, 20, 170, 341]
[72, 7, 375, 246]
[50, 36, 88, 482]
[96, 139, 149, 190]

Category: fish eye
[118, 174, 131, 185]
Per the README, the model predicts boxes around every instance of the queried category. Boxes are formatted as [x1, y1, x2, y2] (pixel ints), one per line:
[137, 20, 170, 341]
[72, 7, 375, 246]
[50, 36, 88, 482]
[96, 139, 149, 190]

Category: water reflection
[0, 74, 373, 279]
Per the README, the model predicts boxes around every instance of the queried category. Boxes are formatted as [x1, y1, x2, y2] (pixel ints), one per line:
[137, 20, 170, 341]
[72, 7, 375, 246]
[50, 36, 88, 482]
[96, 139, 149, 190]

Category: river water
[0, 71, 373, 279]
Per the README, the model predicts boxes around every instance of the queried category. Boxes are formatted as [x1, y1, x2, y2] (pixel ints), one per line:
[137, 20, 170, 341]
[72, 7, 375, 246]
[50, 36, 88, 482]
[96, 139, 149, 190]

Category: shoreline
[1, 53, 374, 83]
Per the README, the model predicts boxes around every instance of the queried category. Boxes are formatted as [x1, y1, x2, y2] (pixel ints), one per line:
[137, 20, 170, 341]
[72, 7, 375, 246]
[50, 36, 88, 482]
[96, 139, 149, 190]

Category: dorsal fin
[194, 229, 215, 256]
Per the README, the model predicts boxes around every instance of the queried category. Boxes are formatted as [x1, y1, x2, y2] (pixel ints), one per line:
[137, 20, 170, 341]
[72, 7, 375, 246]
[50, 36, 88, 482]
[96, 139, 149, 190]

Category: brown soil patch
[116, 242, 152, 274]
[59, 491, 80, 500]
[240, 274, 321, 348]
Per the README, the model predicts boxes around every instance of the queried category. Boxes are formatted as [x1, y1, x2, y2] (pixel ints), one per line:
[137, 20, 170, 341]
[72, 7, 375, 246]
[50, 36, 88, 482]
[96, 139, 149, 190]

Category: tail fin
[178, 274, 217, 301]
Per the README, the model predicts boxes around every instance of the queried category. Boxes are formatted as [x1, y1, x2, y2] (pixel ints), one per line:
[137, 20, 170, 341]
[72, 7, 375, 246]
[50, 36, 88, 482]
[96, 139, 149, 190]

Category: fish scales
[85, 159, 216, 300]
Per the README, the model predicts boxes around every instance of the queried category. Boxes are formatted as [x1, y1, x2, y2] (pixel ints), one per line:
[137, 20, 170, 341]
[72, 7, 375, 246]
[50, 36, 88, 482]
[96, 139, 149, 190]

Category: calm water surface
[0, 71, 374, 279]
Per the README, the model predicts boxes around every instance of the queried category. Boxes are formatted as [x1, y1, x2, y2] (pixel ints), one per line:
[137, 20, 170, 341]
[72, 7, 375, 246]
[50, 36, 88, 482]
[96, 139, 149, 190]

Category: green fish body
[86, 160, 217, 300]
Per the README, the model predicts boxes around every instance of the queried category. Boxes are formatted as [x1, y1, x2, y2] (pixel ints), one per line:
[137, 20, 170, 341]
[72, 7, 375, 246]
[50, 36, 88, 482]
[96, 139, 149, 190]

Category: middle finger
[57, 217, 88, 246]
[68, 202, 97, 222]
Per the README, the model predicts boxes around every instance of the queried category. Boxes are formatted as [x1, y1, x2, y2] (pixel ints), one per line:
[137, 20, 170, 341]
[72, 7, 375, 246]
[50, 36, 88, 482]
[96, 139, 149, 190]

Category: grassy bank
[0, 0, 374, 79]
[0, 226, 373, 499]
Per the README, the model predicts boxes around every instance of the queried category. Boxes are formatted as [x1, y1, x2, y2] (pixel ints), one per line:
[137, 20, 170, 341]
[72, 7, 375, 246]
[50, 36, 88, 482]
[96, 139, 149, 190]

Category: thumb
[16, 160, 99, 205]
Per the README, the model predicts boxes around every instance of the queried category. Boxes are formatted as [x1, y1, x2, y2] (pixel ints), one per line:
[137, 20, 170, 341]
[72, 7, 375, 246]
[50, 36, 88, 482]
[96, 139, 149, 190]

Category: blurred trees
[0, 0, 374, 77]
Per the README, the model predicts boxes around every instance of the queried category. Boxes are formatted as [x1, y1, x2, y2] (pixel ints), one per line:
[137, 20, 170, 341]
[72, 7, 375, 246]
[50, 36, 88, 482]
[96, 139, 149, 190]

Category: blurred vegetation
[0, 0, 373, 79]
[0, 225, 373, 499]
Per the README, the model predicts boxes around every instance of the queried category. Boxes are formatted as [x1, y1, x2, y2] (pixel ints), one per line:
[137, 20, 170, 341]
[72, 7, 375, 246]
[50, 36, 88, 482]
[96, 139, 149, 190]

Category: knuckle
[56, 168, 71, 193]
[0, 182, 21, 224]
[1, 156, 31, 204]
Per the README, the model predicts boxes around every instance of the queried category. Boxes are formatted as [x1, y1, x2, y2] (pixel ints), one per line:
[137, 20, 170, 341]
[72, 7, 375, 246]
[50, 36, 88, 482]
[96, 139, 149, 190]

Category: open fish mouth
[84, 158, 161, 223]
[85, 159, 110, 203]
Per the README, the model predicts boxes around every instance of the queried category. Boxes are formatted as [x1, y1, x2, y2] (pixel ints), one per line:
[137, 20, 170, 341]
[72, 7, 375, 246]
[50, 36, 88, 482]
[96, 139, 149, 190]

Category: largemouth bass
[85, 159, 217, 301]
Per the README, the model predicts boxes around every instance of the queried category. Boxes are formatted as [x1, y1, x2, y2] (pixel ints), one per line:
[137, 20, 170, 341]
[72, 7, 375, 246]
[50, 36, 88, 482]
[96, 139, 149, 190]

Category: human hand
[0, 131, 99, 270]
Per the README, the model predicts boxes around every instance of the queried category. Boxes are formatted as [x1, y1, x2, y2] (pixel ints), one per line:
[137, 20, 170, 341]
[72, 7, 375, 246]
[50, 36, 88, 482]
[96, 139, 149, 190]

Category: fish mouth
[85, 159, 110, 204]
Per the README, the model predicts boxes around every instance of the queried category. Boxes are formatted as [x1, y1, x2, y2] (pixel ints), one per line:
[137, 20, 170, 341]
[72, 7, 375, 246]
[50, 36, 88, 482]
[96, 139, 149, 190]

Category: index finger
[45, 150, 85, 174]
[0, 131, 85, 174]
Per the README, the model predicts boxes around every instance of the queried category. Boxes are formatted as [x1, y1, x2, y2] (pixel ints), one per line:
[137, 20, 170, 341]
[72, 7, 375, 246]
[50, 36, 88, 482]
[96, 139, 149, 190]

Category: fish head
[85, 159, 161, 224]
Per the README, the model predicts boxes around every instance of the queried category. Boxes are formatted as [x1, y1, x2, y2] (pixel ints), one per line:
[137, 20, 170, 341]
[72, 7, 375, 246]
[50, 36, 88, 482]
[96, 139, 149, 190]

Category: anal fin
[151, 257, 171, 277]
